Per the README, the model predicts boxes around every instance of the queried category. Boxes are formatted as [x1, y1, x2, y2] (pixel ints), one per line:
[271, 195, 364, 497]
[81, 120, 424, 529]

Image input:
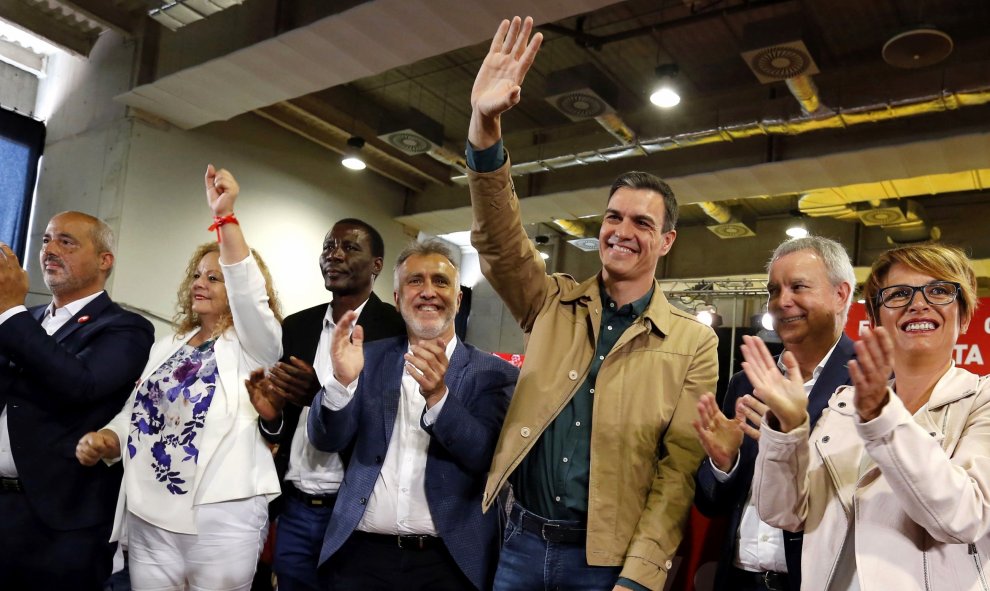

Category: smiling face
[394, 252, 461, 344]
[190, 251, 228, 325]
[876, 262, 968, 363]
[598, 187, 676, 287]
[767, 249, 849, 352]
[319, 222, 382, 298]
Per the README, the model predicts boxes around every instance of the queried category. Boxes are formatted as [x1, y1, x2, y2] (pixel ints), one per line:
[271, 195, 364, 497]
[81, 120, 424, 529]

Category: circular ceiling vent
[749, 46, 810, 79]
[882, 27, 953, 69]
[387, 132, 432, 154]
[555, 93, 607, 118]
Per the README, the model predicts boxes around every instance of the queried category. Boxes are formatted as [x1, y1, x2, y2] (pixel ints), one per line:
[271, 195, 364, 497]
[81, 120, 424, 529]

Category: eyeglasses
[876, 281, 961, 309]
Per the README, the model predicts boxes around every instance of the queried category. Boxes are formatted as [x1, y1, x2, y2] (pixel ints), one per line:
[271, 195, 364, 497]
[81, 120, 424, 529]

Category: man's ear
[99, 252, 114, 274]
[372, 257, 383, 279]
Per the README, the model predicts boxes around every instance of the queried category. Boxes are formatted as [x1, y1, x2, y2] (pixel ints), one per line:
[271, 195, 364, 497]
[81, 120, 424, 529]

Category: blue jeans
[493, 504, 621, 591]
[273, 493, 336, 591]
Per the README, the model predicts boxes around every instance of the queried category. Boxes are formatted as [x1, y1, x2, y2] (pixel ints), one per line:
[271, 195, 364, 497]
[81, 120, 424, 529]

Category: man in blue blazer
[693, 236, 856, 591]
[0, 212, 154, 590]
[309, 238, 518, 591]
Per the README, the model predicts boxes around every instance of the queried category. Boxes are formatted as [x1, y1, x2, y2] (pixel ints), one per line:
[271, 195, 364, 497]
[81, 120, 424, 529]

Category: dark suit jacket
[0, 293, 154, 530]
[265, 292, 404, 515]
[308, 336, 518, 590]
[694, 333, 855, 591]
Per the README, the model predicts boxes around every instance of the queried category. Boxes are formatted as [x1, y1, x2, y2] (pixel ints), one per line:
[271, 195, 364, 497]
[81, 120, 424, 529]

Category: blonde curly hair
[173, 242, 283, 338]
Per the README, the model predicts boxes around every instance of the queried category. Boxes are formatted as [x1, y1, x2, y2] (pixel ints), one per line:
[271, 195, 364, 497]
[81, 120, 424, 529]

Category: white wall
[113, 114, 409, 332]
[23, 29, 411, 337]
[0, 61, 37, 114]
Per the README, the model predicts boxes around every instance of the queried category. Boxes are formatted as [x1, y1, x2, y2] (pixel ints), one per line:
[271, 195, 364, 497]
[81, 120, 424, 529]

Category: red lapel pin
[77, 315, 91, 324]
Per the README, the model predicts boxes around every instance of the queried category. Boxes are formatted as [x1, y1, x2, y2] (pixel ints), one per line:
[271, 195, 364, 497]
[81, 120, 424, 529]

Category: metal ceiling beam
[0, 0, 98, 57]
[56, 0, 144, 37]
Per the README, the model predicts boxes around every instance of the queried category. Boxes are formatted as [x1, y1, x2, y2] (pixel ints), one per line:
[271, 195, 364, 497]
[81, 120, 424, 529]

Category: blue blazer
[694, 333, 855, 591]
[308, 335, 518, 590]
[0, 293, 154, 530]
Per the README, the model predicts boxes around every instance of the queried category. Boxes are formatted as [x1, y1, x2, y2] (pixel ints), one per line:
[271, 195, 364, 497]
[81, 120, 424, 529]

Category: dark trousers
[0, 490, 115, 591]
[273, 491, 336, 591]
[326, 530, 474, 591]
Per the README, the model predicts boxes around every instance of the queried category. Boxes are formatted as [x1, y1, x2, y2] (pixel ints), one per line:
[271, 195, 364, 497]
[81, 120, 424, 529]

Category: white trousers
[127, 496, 269, 591]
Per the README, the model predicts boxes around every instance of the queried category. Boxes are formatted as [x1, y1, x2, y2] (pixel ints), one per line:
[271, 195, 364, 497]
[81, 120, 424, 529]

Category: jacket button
[665, 560, 673, 569]
[821, 436, 830, 443]
[568, 370, 578, 380]
[360, 497, 367, 505]
[375, 456, 382, 464]
[837, 402, 846, 408]
[520, 427, 531, 438]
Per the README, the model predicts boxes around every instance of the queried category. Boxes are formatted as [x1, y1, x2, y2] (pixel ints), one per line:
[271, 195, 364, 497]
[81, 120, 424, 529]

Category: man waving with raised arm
[468, 16, 719, 591]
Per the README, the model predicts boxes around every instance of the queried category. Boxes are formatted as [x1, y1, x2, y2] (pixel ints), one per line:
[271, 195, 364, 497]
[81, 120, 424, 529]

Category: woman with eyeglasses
[741, 243, 990, 591]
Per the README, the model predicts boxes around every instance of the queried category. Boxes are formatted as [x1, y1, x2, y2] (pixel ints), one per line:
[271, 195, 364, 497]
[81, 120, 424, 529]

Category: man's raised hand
[468, 16, 543, 149]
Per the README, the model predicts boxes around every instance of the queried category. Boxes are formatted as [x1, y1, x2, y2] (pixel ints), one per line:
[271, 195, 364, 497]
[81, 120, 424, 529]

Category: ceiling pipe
[452, 83, 990, 183]
[785, 75, 822, 114]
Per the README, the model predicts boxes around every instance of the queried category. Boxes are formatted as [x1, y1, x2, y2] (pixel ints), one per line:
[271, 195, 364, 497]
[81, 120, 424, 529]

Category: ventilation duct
[740, 14, 824, 115]
[545, 63, 638, 146]
[377, 108, 467, 173]
[883, 27, 954, 69]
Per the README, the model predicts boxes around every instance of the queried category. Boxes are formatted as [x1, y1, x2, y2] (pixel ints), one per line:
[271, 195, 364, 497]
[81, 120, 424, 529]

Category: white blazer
[105, 253, 282, 538]
[754, 365, 990, 591]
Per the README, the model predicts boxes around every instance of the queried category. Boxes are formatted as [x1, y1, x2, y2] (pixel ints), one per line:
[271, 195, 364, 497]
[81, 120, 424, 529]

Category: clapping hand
[849, 326, 894, 422]
[404, 339, 449, 409]
[740, 335, 808, 433]
[0, 243, 28, 313]
[692, 393, 744, 472]
[330, 310, 364, 385]
[245, 368, 287, 423]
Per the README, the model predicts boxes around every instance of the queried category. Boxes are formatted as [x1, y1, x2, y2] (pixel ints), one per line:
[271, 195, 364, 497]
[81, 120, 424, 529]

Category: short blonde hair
[173, 242, 283, 338]
[864, 243, 977, 326]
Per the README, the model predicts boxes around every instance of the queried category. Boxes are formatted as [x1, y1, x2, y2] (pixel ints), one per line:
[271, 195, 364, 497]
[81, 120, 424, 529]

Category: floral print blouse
[127, 340, 218, 506]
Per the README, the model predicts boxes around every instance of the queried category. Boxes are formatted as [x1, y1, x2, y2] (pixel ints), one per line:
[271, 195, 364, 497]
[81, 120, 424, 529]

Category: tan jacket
[469, 160, 718, 590]
[754, 365, 990, 591]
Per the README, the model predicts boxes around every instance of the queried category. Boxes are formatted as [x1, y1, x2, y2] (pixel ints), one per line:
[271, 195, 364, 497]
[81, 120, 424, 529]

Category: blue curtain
[0, 107, 45, 260]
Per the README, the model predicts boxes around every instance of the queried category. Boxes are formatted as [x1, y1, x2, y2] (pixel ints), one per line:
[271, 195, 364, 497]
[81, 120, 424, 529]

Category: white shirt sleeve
[320, 376, 360, 410]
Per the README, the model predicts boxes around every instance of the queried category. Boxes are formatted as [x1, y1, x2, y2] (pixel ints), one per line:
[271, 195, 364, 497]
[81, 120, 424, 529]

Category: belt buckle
[540, 522, 559, 541]
[762, 571, 783, 591]
[397, 535, 424, 550]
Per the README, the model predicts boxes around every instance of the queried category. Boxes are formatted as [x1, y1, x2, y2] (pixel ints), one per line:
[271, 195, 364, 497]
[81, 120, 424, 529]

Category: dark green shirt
[511, 281, 654, 521]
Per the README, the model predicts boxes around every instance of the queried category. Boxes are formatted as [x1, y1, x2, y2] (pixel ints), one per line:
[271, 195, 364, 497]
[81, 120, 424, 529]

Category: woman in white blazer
[77, 165, 282, 591]
[741, 243, 990, 591]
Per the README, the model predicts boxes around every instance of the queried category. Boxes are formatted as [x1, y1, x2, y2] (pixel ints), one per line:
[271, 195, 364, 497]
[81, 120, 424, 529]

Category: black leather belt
[0, 477, 23, 492]
[513, 506, 586, 544]
[729, 566, 789, 591]
[286, 482, 337, 507]
[352, 530, 443, 551]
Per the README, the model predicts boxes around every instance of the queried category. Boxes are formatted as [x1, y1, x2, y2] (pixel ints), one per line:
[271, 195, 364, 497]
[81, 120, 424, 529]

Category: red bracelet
[208, 214, 239, 242]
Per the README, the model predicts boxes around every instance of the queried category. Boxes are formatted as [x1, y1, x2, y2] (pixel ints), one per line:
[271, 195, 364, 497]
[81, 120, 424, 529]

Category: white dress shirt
[321, 337, 455, 535]
[0, 292, 105, 477]
[713, 337, 842, 573]
[283, 299, 370, 495]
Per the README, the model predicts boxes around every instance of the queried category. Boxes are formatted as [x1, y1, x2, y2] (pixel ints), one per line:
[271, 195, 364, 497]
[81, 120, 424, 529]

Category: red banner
[844, 298, 990, 373]
[493, 352, 525, 368]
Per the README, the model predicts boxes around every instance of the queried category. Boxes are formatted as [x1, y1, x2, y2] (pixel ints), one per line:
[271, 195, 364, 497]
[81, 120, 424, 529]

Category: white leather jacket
[754, 365, 990, 591]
